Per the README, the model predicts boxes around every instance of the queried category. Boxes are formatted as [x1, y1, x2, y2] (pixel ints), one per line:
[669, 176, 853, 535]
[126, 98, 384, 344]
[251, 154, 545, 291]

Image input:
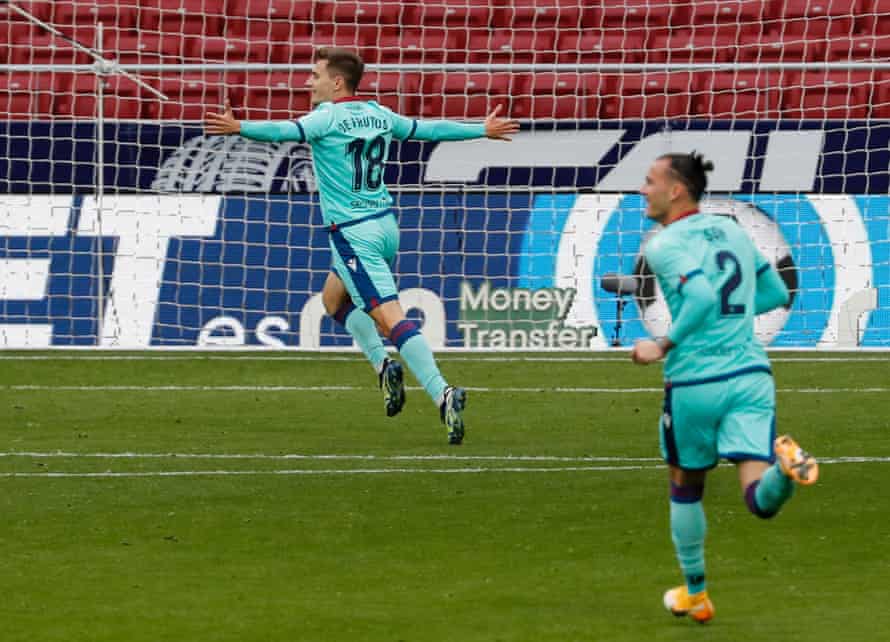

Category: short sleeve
[295, 103, 335, 142]
[645, 235, 704, 294]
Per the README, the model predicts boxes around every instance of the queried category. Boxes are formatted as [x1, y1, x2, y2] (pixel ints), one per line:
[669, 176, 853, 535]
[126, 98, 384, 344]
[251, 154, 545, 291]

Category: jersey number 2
[347, 136, 385, 191]
[716, 250, 746, 315]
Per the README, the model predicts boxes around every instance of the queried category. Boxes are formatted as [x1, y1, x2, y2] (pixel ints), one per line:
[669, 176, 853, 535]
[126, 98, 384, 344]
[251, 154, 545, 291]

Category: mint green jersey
[296, 99, 402, 224]
[644, 213, 773, 382]
[239, 99, 485, 225]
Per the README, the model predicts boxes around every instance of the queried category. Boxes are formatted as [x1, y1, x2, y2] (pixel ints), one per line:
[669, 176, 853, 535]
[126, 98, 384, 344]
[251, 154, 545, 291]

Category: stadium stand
[0, 0, 887, 119]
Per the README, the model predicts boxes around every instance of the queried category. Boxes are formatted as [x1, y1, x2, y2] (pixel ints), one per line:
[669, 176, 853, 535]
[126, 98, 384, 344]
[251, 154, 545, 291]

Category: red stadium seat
[601, 73, 693, 120]
[52, 73, 141, 119]
[226, 0, 313, 40]
[0, 73, 53, 119]
[11, 32, 91, 65]
[0, 20, 37, 65]
[0, 1, 51, 23]
[513, 72, 595, 120]
[775, 0, 859, 38]
[314, 0, 412, 26]
[597, 0, 674, 28]
[828, 34, 890, 59]
[412, 0, 493, 28]
[468, 30, 558, 64]
[183, 35, 270, 63]
[596, 0, 674, 44]
[52, 1, 139, 29]
[649, 27, 738, 63]
[104, 33, 183, 64]
[271, 40, 316, 65]
[146, 73, 225, 121]
[491, 0, 584, 29]
[784, 71, 874, 120]
[673, 0, 769, 27]
[556, 30, 645, 63]
[583, 74, 610, 120]
[360, 72, 421, 116]
[858, 6, 890, 36]
[873, 71, 890, 118]
[140, 0, 225, 37]
[693, 71, 785, 119]
[229, 0, 314, 20]
[309, 24, 393, 62]
[744, 33, 827, 62]
[52, 0, 138, 47]
[421, 73, 524, 119]
[241, 72, 312, 121]
[428, 27, 489, 61]
[376, 29, 457, 64]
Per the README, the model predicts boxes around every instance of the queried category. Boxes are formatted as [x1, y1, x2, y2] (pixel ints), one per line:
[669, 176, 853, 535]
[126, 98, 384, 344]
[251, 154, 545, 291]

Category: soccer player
[631, 152, 819, 622]
[204, 48, 519, 444]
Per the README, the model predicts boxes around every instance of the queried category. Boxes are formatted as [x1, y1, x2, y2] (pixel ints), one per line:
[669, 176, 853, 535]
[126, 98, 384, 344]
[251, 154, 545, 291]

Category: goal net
[0, 0, 888, 349]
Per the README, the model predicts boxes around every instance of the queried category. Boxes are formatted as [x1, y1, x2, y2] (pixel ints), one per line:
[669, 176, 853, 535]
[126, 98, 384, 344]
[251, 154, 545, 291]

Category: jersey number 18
[346, 136, 386, 191]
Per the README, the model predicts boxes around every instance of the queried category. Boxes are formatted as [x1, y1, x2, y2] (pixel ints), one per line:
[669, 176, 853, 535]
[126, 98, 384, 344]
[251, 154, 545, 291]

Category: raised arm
[204, 100, 326, 142]
[392, 105, 520, 142]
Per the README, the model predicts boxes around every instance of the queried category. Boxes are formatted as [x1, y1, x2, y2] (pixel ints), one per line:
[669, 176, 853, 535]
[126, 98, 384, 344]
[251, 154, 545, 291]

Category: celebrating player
[632, 152, 819, 622]
[204, 48, 519, 444]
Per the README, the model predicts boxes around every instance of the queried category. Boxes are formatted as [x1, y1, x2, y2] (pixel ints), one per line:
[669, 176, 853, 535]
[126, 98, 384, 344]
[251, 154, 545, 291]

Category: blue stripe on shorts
[329, 228, 383, 309]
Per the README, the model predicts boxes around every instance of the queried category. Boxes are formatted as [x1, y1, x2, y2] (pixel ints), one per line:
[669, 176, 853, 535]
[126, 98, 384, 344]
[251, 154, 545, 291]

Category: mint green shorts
[659, 368, 776, 471]
[328, 212, 400, 312]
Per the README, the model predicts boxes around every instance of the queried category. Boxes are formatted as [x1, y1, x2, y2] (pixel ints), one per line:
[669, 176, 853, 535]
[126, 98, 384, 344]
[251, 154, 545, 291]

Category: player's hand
[631, 339, 664, 365]
[204, 99, 240, 136]
[484, 104, 520, 141]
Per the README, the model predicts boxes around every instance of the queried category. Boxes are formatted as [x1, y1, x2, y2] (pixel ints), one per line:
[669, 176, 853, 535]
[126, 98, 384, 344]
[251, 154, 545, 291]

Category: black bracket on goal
[600, 273, 640, 347]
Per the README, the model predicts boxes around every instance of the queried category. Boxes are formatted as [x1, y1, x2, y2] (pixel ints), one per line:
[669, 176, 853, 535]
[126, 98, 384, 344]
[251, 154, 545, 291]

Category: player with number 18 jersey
[243, 99, 484, 226]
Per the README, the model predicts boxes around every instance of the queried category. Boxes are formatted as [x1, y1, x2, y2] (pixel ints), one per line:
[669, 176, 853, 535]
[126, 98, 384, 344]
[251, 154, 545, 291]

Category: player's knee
[744, 481, 777, 519]
[329, 300, 356, 326]
[322, 292, 338, 316]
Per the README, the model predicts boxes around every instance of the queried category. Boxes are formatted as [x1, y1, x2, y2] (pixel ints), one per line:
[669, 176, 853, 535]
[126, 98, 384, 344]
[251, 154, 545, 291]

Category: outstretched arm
[204, 100, 307, 142]
[204, 100, 242, 135]
[401, 105, 520, 142]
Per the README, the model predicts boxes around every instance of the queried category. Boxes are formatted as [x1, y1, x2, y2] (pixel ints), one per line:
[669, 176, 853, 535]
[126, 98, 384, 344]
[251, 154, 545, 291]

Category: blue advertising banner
[0, 192, 886, 348]
[0, 120, 889, 193]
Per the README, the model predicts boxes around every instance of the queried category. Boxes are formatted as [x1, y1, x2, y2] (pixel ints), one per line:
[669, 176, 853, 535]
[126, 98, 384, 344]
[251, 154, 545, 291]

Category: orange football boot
[663, 586, 715, 623]
[774, 435, 819, 485]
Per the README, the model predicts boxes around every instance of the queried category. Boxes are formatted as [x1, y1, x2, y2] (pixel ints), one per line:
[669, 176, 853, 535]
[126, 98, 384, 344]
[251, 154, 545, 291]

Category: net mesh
[0, 0, 887, 349]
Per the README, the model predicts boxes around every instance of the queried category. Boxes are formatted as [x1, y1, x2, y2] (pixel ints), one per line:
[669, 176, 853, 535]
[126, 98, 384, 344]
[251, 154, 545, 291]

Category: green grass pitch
[1, 351, 888, 641]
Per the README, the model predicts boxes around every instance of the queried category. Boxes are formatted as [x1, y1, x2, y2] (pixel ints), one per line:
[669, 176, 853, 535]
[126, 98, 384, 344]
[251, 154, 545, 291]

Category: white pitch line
[0, 355, 886, 363]
[0, 451, 663, 462]
[1, 384, 888, 394]
[3, 451, 887, 464]
[0, 457, 886, 479]
[0, 465, 660, 478]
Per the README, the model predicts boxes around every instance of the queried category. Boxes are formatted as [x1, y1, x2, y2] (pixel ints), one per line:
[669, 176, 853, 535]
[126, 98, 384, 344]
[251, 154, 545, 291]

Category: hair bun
[690, 151, 714, 174]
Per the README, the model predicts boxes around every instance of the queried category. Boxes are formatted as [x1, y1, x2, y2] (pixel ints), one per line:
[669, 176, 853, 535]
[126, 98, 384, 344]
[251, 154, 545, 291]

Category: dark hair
[315, 47, 364, 92]
[658, 152, 714, 201]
